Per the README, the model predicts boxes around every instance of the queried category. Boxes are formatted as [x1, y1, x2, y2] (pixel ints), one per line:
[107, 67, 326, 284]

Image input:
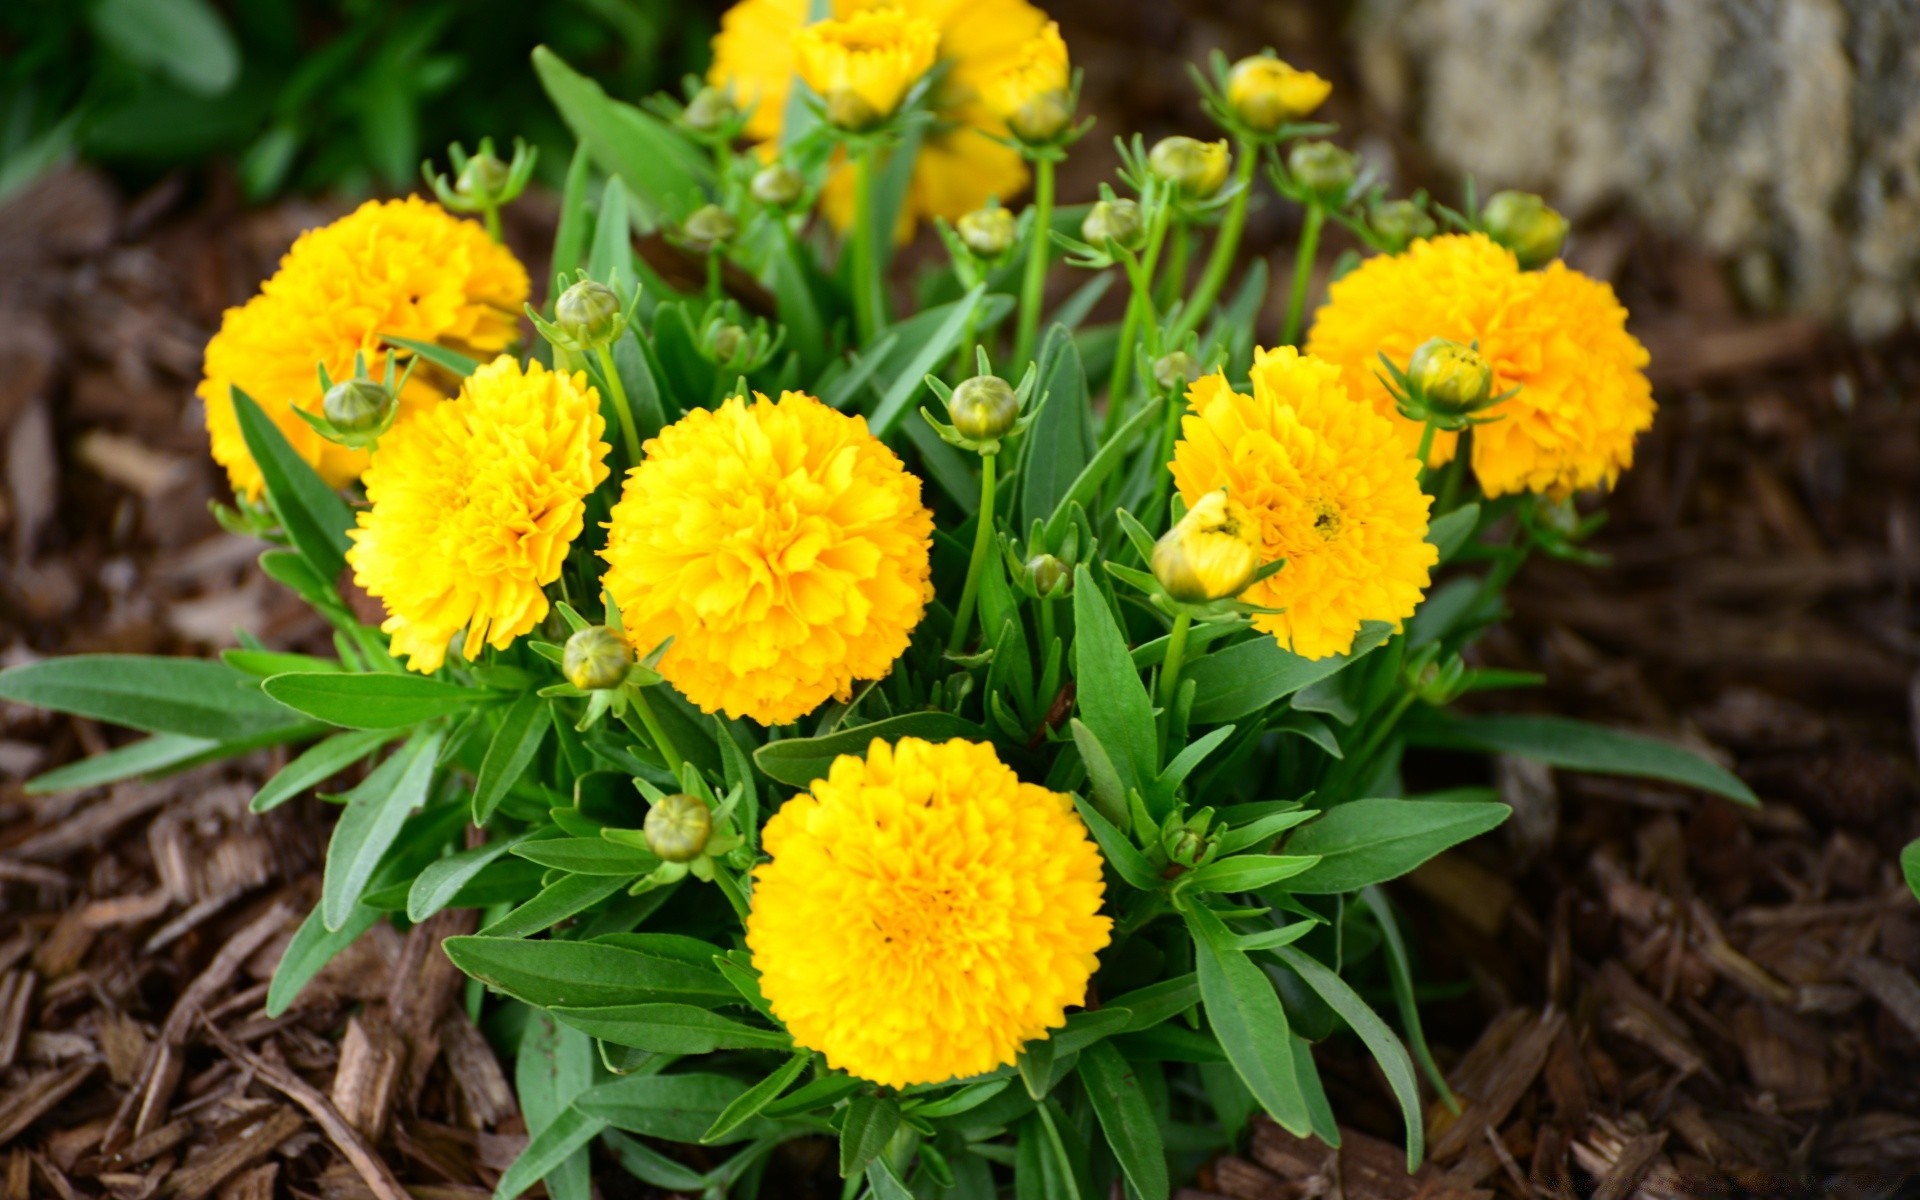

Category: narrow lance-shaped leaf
[320, 729, 444, 930]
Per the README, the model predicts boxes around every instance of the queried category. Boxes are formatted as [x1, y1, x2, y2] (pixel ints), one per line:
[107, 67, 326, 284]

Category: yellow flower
[710, 0, 1050, 231]
[1152, 489, 1260, 603]
[1173, 348, 1437, 660]
[1149, 136, 1231, 198]
[747, 736, 1111, 1087]
[983, 20, 1072, 143]
[347, 357, 609, 674]
[793, 9, 939, 129]
[199, 197, 529, 500]
[1225, 55, 1331, 132]
[600, 391, 933, 725]
[1306, 232, 1655, 498]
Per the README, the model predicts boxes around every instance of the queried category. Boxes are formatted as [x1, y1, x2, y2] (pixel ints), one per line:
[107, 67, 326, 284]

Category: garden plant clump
[0, 3, 1766, 1197]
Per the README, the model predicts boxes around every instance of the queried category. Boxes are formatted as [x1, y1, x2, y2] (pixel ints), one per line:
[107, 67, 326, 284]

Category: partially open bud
[322, 378, 394, 436]
[1225, 55, 1331, 133]
[563, 626, 632, 692]
[751, 163, 804, 209]
[1287, 140, 1357, 203]
[1149, 136, 1231, 199]
[949, 374, 1020, 442]
[1009, 89, 1075, 144]
[1153, 351, 1200, 394]
[457, 151, 510, 201]
[1152, 489, 1260, 604]
[1481, 190, 1568, 269]
[1026, 552, 1068, 598]
[1370, 199, 1436, 252]
[1407, 338, 1493, 415]
[957, 207, 1017, 258]
[682, 205, 738, 254]
[1082, 198, 1143, 250]
[681, 86, 738, 135]
[707, 323, 748, 363]
[555, 280, 623, 350]
[644, 793, 712, 863]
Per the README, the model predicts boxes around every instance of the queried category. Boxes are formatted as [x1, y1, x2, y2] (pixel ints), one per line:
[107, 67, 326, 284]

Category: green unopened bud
[957, 207, 1017, 258]
[1026, 553, 1068, 598]
[1481, 190, 1568, 269]
[1407, 338, 1493, 414]
[1370, 199, 1436, 252]
[555, 280, 623, 350]
[1152, 351, 1200, 394]
[751, 164, 804, 209]
[1162, 820, 1217, 868]
[949, 374, 1020, 442]
[825, 88, 882, 132]
[1148, 136, 1231, 199]
[322, 378, 394, 435]
[1082, 199, 1142, 250]
[708, 324, 748, 363]
[457, 152, 510, 200]
[682, 204, 738, 253]
[1009, 89, 1074, 144]
[1287, 140, 1358, 203]
[563, 626, 632, 691]
[644, 793, 712, 864]
[681, 86, 738, 135]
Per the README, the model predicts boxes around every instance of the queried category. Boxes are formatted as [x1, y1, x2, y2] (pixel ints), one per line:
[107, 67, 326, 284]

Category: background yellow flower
[1173, 347, 1437, 660]
[347, 357, 609, 674]
[747, 736, 1110, 1087]
[600, 391, 933, 725]
[793, 9, 939, 127]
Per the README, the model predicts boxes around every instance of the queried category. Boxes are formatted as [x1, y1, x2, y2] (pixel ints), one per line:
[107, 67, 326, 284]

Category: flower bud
[1152, 489, 1260, 604]
[1370, 199, 1436, 252]
[1152, 351, 1200, 394]
[1026, 552, 1068, 598]
[457, 151, 509, 200]
[1008, 89, 1074, 144]
[1225, 55, 1331, 133]
[1162, 814, 1219, 868]
[1287, 140, 1357, 203]
[555, 280, 623, 350]
[563, 626, 632, 691]
[751, 163, 804, 209]
[957, 206, 1017, 258]
[322, 378, 394, 435]
[644, 792, 712, 863]
[682, 204, 738, 253]
[1148, 136, 1231, 199]
[949, 374, 1020, 442]
[1407, 338, 1493, 414]
[825, 87, 883, 132]
[1481, 190, 1568, 269]
[681, 86, 738, 135]
[708, 323, 748, 363]
[1082, 198, 1142, 250]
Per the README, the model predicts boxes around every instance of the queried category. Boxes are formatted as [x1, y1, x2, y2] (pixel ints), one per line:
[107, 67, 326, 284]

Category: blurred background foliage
[0, 0, 718, 204]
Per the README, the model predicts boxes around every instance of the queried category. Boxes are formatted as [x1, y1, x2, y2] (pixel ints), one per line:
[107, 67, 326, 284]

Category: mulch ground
[2, 147, 1917, 1200]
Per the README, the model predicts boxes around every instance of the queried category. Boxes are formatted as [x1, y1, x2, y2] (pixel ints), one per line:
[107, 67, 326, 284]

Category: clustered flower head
[347, 357, 609, 674]
[199, 197, 528, 499]
[747, 736, 1111, 1087]
[1174, 347, 1438, 660]
[599, 390, 934, 725]
[1307, 232, 1655, 498]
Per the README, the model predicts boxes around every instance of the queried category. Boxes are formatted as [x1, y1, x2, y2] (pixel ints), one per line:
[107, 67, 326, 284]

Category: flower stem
[481, 202, 504, 245]
[1170, 140, 1256, 346]
[1101, 201, 1174, 437]
[851, 145, 883, 345]
[627, 685, 685, 776]
[594, 344, 644, 467]
[1281, 202, 1326, 347]
[1156, 609, 1193, 745]
[1437, 431, 1469, 513]
[706, 251, 723, 303]
[946, 453, 998, 655]
[1013, 155, 1056, 368]
[1415, 418, 1438, 484]
[1156, 217, 1189, 311]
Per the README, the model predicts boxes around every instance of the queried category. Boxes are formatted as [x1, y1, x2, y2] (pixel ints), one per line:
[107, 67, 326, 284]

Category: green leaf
[262, 671, 489, 730]
[1020, 327, 1092, 530]
[381, 335, 480, 378]
[1070, 796, 1160, 891]
[552, 1004, 791, 1053]
[480, 873, 629, 939]
[1181, 854, 1322, 894]
[701, 1050, 812, 1143]
[25, 732, 218, 795]
[1275, 945, 1424, 1169]
[231, 388, 353, 580]
[1078, 1042, 1169, 1200]
[0, 655, 306, 741]
[494, 1104, 604, 1200]
[89, 0, 238, 95]
[1409, 714, 1757, 806]
[753, 711, 989, 787]
[868, 285, 989, 436]
[587, 175, 635, 290]
[1216, 809, 1317, 856]
[1184, 623, 1393, 725]
[1905, 840, 1920, 902]
[866, 1159, 914, 1200]
[1071, 566, 1158, 801]
[1186, 903, 1309, 1135]
[532, 46, 710, 227]
[1425, 502, 1480, 562]
[1282, 796, 1510, 894]
[1043, 396, 1163, 544]
[251, 728, 397, 813]
[443, 936, 734, 1008]
[1107, 974, 1200, 1031]
[1360, 886, 1454, 1110]
[575, 1073, 778, 1145]
[268, 901, 377, 1019]
[473, 693, 550, 826]
[549, 143, 595, 292]
[512, 838, 659, 875]
[321, 730, 444, 930]
[840, 1094, 902, 1177]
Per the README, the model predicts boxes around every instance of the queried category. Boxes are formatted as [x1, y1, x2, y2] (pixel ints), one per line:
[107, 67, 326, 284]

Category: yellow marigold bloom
[347, 357, 609, 674]
[748, 736, 1111, 1087]
[199, 197, 529, 500]
[1173, 348, 1437, 660]
[794, 8, 939, 128]
[600, 391, 933, 725]
[983, 20, 1071, 142]
[710, 0, 1049, 230]
[1306, 232, 1655, 498]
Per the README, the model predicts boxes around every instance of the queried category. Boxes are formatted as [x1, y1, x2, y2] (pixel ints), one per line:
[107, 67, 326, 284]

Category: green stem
[851, 146, 883, 345]
[482, 202, 504, 245]
[1415, 419, 1438, 485]
[1156, 610, 1193, 746]
[1157, 218, 1190, 311]
[1170, 141, 1257, 346]
[706, 251, 723, 303]
[594, 344, 644, 467]
[1437, 430, 1469, 514]
[1280, 202, 1326, 347]
[627, 686, 685, 776]
[946, 453, 998, 655]
[1038, 594, 1056, 654]
[1101, 203, 1174, 432]
[1013, 155, 1056, 368]
[1328, 688, 1417, 799]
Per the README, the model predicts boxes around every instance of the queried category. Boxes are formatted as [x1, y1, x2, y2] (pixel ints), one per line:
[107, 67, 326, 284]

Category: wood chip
[1845, 955, 1920, 1043]
[0, 1061, 98, 1144]
[1428, 1007, 1567, 1163]
[0, 970, 34, 1068]
[161, 1104, 303, 1200]
[11, 780, 177, 862]
[330, 1015, 405, 1140]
